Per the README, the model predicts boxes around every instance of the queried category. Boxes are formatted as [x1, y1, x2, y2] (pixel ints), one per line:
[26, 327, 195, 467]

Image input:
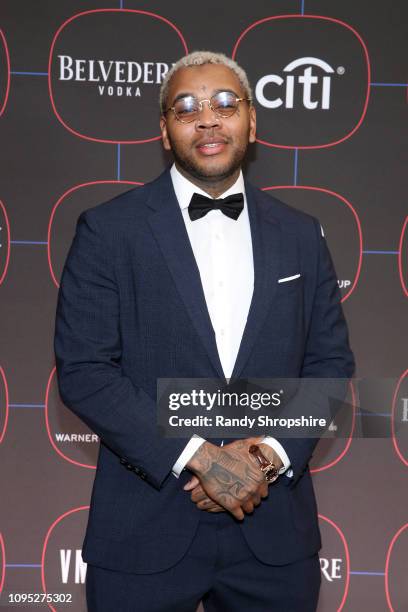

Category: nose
[196, 100, 221, 130]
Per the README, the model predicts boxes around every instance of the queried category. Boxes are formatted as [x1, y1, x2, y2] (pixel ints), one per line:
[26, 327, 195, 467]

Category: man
[54, 51, 355, 611]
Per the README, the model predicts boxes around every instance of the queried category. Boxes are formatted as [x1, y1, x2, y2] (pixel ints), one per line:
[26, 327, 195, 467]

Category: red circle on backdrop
[0, 199, 11, 286]
[41, 506, 89, 612]
[385, 522, 408, 612]
[262, 185, 363, 302]
[391, 368, 408, 467]
[47, 181, 143, 288]
[311, 380, 356, 474]
[0, 30, 10, 117]
[0, 532, 5, 596]
[0, 366, 9, 445]
[318, 514, 351, 611]
[45, 367, 96, 470]
[398, 216, 408, 298]
[232, 14, 371, 150]
[48, 9, 188, 144]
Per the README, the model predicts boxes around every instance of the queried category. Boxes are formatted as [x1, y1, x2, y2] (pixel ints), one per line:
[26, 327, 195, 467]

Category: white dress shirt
[169, 163, 292, 478]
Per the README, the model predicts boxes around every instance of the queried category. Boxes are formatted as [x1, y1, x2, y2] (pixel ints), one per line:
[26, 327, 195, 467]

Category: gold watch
[248, 444, 279, 483]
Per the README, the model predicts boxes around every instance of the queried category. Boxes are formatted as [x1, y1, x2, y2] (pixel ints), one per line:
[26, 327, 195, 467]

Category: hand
[183, 475, 225, 512]
[186, 436, 270, 520]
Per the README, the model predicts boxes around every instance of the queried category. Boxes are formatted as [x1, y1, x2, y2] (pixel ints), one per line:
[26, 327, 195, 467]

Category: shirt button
[220, 329, 225, 336]
[218, 281, 224, 287]
[215, 234, 221, 240]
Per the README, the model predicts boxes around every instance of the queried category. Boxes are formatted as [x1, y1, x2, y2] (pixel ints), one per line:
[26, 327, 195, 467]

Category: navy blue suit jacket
[54, 168, 355, 574]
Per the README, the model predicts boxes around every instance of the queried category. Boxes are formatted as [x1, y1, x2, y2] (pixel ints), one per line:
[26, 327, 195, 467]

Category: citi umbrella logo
[255, 56, 342, 111]
[233, 14, 370, 148]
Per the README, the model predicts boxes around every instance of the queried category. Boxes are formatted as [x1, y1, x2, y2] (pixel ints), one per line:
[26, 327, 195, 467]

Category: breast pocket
[277, 273, 303, 294]
[274, 273, 304, 340]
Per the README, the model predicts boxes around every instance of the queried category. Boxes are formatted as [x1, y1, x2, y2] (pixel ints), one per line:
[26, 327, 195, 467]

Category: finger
[183, 475, 201, 491]
[242, 500, 255, 514]
[231, 506, 245, 520]
[197, 498, 220, 510]
[251, 493, 262, 507]
[191, 488, 207, 503]
[260, 481, 269, 498]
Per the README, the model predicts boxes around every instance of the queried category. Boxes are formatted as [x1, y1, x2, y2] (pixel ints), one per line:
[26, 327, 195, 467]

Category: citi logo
[255, 57, 344, 110]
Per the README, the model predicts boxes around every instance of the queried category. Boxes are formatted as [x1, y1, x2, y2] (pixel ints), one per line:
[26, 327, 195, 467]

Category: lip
[196, 139, 227, 156]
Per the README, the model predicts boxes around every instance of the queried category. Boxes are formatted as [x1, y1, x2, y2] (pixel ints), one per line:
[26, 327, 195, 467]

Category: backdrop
[0, 1, 407, 610]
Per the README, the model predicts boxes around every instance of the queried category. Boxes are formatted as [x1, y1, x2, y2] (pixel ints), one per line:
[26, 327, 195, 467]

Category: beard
[168, 132, 250, 185]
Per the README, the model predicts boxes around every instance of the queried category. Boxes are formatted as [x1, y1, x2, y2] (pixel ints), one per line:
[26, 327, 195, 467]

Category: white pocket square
[278, 273, 301, 283]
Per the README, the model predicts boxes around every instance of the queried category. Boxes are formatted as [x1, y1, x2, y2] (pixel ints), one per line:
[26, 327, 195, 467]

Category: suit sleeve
[54, 210, 189, 490]
[275, 217, 355, 487]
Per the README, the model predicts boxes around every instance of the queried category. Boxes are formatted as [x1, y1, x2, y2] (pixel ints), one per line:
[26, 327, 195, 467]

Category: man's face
[160, 64, 256, 184]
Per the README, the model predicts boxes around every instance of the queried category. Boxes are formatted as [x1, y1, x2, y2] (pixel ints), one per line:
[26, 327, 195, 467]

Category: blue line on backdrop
[362, 250, 399, 255]
[293, 148, 298, 186]
[371, 83, 407, 87]
[6, 564, 42, 568]
[9, 404, 45, 408]
[10, 241, 47, 245]
[300, 0, 305, 15]
[11, 71, 48, 76]
[117, 143, 121, 181]
[4, 247, 400, 256]
[349, 571, 385, 576]
[355, 412, 391, 418]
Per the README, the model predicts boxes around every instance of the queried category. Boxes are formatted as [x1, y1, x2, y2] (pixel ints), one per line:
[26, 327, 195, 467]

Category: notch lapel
[229, 180, 281, 381]
[146, 171, 226, 381]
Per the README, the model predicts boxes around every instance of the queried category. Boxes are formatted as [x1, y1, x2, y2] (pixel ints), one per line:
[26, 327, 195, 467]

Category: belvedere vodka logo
[57, 55, 173, 98]
[49, 9, 188, 142]
[255, 57, 341, 110]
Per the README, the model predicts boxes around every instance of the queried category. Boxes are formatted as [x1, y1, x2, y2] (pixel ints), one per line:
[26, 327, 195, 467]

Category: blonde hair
[159, 50, 252, 112]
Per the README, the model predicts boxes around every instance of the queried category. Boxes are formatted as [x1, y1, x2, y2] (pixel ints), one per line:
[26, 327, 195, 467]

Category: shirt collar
[170, 162, 245, 211]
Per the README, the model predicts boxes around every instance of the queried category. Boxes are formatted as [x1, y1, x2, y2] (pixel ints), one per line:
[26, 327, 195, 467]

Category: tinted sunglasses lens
[174, 96, 199, 122]
[212, 92, 238, 116]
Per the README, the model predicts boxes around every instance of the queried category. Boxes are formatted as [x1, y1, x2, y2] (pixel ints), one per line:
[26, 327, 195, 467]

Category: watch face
[263, 466, 279, 482]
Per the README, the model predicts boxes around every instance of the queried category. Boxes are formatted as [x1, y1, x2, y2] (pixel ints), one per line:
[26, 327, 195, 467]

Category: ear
[248, 104, 256, 143]
[160, 115, 171, 151]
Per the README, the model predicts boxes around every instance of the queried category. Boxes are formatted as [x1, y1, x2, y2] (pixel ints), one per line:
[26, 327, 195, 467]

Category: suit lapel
[230, 180, 281, 380]
[146, 170, 226, 380]
[145, 169, 281, 383]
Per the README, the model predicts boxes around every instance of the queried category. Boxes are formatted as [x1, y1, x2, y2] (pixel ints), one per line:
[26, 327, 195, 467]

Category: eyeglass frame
[163, 91, 253, 123]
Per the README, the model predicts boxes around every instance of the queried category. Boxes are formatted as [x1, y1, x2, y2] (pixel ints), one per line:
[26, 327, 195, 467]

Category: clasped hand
[184, 437, 280, 520]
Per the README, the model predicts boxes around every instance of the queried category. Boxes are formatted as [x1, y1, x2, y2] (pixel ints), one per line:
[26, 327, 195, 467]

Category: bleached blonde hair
[159, 50, 253, 113]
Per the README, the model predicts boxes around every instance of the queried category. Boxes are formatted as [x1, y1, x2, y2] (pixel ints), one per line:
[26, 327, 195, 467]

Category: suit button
[133, 466, 140, 474]
[140, 472, 147, 480]
[126, 463, 133, 470]
[119, 457, 127, 465]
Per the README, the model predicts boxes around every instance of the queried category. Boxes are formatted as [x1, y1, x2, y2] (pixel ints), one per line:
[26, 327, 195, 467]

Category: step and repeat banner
[0, 1, 407, 610]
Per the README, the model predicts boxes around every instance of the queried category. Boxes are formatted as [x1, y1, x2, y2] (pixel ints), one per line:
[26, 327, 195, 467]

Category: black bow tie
[188, 192, 244, 221]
